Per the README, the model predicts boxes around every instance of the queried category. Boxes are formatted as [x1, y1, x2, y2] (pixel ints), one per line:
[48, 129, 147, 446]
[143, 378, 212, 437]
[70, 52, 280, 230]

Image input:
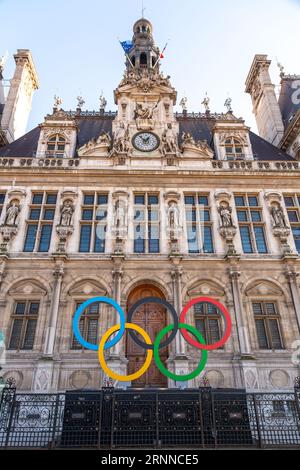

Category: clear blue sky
[1, 0, 300, 133]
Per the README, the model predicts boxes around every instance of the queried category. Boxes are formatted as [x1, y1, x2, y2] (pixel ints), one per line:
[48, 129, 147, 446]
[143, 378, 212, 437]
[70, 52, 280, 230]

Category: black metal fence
[1, 383, 300, 449]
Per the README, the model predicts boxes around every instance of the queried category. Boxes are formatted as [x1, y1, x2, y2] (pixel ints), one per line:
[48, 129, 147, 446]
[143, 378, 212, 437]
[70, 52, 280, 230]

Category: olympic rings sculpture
[72, 296, 232, 382]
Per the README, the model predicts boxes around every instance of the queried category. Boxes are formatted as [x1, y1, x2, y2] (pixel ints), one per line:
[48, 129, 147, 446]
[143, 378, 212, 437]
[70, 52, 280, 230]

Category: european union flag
[120, 40, 133, 53]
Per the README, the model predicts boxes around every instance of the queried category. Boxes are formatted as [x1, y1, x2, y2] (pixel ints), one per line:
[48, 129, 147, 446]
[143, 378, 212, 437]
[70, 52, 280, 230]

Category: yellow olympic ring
[98, 322, 153, 382]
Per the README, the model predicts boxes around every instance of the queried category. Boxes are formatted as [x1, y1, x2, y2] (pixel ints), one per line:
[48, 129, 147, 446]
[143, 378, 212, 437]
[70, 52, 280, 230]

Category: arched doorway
[126, 284, 168, 388]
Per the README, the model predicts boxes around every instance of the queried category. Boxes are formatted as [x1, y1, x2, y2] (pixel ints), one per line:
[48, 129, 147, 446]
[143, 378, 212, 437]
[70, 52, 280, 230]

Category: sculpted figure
[168, 202, 180, 230]
[218, 203, 233, 227]
[162, 124, 177, 154]
[271, 203, 287, 228]
[60, 200, 74, 226]
[4, 202, 20, 226]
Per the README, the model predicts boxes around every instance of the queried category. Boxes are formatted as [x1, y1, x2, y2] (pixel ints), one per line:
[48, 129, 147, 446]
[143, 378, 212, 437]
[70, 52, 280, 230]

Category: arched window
[140, 52, 147, 66]
[8, 300, 40, 350]
[194, 300, 222, 345]
[252, 301, 284, 350]
[46, 134, 66, 157]
[131, 55, 136, 66]
[225, 137, 244, 160]
[71, 301, 101, 349]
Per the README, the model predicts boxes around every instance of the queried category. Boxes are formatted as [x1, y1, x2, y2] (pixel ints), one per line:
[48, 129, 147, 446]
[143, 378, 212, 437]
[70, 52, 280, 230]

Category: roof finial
[201, 92, 210, 113]
[141, 0, 146, 18]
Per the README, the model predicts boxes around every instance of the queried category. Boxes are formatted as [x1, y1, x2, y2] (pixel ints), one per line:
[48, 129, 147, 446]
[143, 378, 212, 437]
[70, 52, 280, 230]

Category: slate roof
[0, 112, 295, 161]
[278, 76, 300, 129]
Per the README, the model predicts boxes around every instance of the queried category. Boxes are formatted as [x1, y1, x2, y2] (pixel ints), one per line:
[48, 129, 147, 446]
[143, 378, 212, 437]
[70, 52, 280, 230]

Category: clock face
[132, 132, 160, 152]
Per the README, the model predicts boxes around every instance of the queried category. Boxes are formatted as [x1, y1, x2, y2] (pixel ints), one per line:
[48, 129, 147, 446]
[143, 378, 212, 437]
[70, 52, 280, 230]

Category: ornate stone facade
[0, 18, 299, 393]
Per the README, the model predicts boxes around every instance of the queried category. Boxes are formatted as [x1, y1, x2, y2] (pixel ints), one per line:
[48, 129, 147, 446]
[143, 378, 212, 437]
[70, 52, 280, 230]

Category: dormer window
[225, 137, 245, 160]
[46, 134, 66, 158]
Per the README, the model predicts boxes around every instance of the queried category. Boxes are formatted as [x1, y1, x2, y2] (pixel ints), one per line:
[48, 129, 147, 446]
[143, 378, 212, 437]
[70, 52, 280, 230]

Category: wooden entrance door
[126, 285, 168, 388]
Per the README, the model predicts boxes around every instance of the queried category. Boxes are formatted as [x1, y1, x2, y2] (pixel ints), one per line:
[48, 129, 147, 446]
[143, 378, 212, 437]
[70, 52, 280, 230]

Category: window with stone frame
[224, 137, 245, 160]
[252, 301, 284, 350]
[133, 193, 160, 254]
[184, 194, 214, 254]
[235, 194, 268, 254]
[0, 192, 5, 218]
[79, 193, 108, 253]
[71, 301, 100, 350]
[283, 194, 300, 252]
[23, 192, 57, 252]
[8, 300, 40, 350]
[46, 134, 66, 157]
[194, 301, 222, 345]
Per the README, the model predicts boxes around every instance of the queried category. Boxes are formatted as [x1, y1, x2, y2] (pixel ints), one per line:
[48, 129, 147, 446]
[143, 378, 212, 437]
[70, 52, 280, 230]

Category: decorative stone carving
[264, 192, 293, 256]
[111, 191, 129, 254]
[179, 96, 188, 112]
[55, 198, 75, 253]
[201, 93, 210, 113]
[118, 67, 172, 93]
[135, 99, 159, 130]
[269, 369, 290, 389]
[0, 197, 22, 253]
[181, 133, 213, 160]
[161, 123, 178, 155]
[78, 132, 111, 157]
[167, 201, 182, 254]
[99, 93, 107, 112]
[217, 199, 238, 256]
[111, 122, 130, 155]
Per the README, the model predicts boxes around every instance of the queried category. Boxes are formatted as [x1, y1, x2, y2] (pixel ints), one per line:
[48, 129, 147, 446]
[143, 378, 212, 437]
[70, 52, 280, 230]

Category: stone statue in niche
[218, 202, 233, 227]
[271, 203, 288, 228]
[168, 202, 180, 231]
[114, 199, 127, 232]
[60, 200, 74, 226]
[4, 201, 20, 226]
[162, 124, 178, 154]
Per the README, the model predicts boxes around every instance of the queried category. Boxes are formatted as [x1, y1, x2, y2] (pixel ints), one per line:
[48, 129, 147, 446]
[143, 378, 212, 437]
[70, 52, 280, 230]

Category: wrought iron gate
[1, 380, 300, 449]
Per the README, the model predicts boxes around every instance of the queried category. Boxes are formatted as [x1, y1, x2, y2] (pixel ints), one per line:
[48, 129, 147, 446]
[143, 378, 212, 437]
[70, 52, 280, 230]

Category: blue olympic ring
[72, 296, 125, 351]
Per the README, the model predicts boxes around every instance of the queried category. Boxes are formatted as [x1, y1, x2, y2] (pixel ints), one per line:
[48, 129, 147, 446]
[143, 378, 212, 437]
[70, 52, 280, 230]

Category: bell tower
[112, 18, 178, 166]
[127, 18, 160, 72]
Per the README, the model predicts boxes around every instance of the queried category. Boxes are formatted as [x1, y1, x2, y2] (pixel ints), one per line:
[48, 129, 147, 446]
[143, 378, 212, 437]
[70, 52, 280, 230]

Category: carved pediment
[187, 281, 225, 298]
[245, 281, 283, 297]
[181, 142, 214, 160]
[78, 133, 111, 157]
[69, 280, 107, 297]
[9, 280, 47, 296]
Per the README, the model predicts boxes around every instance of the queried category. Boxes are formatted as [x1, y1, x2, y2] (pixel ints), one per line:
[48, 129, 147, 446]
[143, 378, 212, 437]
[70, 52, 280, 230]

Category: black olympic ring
[127, 297, 179, 351]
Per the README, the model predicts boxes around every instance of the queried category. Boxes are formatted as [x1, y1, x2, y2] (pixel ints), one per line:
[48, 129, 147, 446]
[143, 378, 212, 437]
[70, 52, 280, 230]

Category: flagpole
[117, 37, 135, 69]
[153, 42, 168, 68]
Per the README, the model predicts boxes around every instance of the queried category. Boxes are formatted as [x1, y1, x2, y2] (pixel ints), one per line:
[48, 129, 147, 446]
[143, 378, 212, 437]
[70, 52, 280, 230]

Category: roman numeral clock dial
[132, 132, 160, 152]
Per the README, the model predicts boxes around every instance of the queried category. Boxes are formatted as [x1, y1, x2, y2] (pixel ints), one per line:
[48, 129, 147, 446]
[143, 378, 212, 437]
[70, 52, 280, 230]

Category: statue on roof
[179, 96, 188, 112]
[54, 95, 63, 111]
[224, 97, 233, 113]
[99, 92, 107, 111]
[76, 96, 85, 110]
[201, 93, 210, 113]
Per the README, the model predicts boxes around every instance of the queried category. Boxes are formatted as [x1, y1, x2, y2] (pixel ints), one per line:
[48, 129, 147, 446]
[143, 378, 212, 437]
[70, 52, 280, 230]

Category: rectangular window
[284, 195, 300, 253]
[235, 194, 268, 254]
[8, 301, 40, 350]
[79, 193, 108, 253]
[133, 193, 160, 254]
[23, 192, 57, 252]
[252, 302, 283, 350]
[184, 193, 214, 254]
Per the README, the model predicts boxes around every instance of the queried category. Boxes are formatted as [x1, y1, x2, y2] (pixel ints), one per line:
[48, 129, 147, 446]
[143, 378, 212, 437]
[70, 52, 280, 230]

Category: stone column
[105, 256, 127, 382]
[228, 266, 251, 356]
[43, 263, 64, 356]
[171, 266, 186, 356]
[285, 268, 300, 334]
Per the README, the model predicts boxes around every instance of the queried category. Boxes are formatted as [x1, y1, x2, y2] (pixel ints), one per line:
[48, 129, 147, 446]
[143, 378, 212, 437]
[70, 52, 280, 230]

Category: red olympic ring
[179, 297, 232, 351]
